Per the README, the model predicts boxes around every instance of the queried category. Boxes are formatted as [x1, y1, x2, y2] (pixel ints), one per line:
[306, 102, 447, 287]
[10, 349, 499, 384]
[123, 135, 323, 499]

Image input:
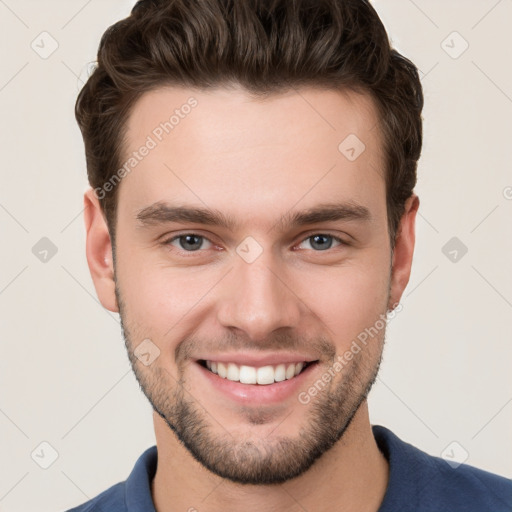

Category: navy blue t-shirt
[65, 425, 512, 511]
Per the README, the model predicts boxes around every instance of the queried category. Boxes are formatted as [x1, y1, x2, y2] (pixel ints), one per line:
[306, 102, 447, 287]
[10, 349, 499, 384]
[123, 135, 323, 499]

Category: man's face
[110, 85, 396, 484]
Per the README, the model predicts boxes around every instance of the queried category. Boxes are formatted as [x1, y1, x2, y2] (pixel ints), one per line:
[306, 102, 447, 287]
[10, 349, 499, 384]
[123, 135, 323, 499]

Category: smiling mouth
[198, 359, 318, 385]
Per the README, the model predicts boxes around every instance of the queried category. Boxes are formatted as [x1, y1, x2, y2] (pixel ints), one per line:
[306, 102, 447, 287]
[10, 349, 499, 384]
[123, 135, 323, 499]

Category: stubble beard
[115, 283, 387, 485]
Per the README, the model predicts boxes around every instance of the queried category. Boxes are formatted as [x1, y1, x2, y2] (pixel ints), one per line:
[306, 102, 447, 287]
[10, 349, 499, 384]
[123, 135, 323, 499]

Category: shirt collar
[125, 445, 158, 511]
[122, 426, 408, 511]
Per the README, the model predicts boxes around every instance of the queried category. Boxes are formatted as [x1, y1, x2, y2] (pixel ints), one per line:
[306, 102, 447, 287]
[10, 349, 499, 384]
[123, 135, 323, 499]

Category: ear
[388, 193, 420, 310]
[83, 188, 119, 313]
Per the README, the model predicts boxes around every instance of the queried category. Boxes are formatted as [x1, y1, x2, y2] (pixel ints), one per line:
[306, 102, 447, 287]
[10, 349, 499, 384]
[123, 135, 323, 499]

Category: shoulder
[373, 425, 512, 512]
[426, 453, 512, 509]
[64, 481, 126, 512]
[63, 445, 158, 512]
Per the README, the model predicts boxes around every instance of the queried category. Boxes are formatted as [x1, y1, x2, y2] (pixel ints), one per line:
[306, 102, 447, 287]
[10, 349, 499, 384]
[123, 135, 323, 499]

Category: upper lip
[197, 352, 319, 367]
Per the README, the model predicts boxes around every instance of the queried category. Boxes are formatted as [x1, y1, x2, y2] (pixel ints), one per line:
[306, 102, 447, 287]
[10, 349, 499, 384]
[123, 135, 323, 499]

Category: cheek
[116, 265, 207, 378]
[302, 257, 390, 345]
[116, 257, 214, 336]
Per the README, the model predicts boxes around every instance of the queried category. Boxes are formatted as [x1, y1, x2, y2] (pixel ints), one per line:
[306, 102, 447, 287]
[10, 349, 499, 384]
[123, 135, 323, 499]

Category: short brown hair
[75, 0, 423, 248]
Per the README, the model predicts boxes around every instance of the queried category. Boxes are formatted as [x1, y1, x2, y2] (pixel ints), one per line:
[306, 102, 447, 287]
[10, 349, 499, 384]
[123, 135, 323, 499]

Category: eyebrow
[135, 201, 372, 232]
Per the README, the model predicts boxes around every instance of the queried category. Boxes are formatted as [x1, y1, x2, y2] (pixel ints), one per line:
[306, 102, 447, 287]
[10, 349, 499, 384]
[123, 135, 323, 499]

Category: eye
[165, 233, 213, 252]
[162, 232, 346, 255]
[296, 234, 345, 251]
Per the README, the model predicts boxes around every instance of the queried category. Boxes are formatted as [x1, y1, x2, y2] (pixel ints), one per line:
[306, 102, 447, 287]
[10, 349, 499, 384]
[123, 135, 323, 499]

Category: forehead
[118, 85, 386, 230]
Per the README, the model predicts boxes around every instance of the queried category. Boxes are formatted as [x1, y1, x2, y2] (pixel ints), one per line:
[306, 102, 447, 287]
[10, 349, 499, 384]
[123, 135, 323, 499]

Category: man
[68, 0, 512, 510]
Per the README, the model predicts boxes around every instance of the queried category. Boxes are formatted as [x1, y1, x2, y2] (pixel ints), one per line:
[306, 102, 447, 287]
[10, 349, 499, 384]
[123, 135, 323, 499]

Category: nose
[216, 249, 302, 342]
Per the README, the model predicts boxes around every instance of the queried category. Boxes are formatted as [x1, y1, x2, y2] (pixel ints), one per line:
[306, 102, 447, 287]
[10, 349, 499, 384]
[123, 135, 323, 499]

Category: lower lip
[195, 361, 319, 405]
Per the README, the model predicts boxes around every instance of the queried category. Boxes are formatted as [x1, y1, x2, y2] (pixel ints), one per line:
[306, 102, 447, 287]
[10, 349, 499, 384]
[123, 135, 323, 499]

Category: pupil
[312, 235, 331, 250]
[182, 235, 201, 251]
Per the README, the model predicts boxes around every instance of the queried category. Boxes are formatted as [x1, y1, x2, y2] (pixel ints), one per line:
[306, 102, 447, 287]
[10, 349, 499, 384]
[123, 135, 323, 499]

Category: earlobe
[83, 188, 119, 313]
[388, 193, 420, 310]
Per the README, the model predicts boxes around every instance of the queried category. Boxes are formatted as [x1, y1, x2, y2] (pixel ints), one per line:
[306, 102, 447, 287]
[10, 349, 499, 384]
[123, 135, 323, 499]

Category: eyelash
[161, 232, 347, 256]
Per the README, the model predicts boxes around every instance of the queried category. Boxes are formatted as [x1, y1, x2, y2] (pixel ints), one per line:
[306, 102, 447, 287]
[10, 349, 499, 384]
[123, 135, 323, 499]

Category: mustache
[175, 330, 336, 364]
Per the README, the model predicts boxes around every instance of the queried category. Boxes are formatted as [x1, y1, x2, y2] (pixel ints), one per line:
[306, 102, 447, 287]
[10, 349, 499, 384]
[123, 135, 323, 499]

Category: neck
[151, 403, 389, 512]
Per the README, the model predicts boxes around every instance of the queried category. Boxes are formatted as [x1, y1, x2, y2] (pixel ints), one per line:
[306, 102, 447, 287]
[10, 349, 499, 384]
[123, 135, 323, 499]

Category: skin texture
[84, 84, 419, 511]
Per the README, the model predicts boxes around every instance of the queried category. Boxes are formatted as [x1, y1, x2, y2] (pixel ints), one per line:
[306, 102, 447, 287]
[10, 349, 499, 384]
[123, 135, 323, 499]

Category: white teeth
[285, 363, 296, 380]
[204, 360, 310, 384]
[256, 365, 275, 385]
[274, 364, 286, 382]
[239, 365, 257, 384]
[217, 362, 227, 378]
[226, 363, 240, 381]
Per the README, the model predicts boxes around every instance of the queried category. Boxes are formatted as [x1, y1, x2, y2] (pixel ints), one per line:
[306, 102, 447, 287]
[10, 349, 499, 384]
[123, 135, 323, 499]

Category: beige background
[0, 1, 511, 510]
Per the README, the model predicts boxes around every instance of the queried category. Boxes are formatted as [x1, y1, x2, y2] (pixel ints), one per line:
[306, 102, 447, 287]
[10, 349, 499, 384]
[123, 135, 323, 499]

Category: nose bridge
[217, 243, 302, 340]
